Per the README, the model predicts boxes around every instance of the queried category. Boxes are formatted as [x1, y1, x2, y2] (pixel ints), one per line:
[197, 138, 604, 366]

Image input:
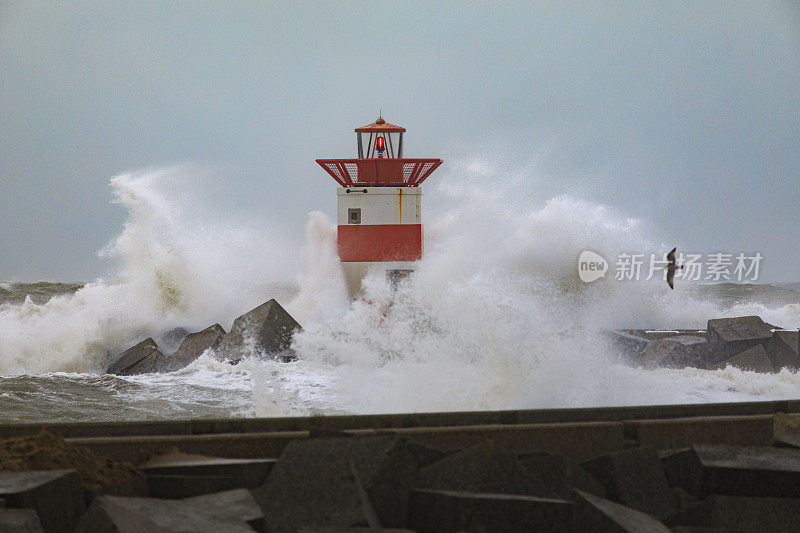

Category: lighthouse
[316, 117, 443, 295]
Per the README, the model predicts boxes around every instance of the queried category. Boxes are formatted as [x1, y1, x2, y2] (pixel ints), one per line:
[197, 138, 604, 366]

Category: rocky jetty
[105, 299, 301, 375]
[4, 402, 800, 531]
[608, 315, 799, 372]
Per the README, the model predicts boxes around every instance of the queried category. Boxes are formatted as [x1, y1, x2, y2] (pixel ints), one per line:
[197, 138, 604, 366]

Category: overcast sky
[1, 1, 799, 282]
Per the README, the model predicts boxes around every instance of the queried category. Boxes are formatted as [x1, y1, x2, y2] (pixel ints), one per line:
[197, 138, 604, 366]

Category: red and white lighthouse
[316, 117, 443, 295]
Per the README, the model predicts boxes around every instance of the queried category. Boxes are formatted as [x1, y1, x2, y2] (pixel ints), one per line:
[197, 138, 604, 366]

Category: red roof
[354, 117, 406, 133]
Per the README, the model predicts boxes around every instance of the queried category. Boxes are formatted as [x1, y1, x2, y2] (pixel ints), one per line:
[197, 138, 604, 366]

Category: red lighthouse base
[338, 224, 422, 263]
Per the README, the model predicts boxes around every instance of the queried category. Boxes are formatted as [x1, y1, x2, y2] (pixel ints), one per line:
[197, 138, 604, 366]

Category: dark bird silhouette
[666, 247, 683, 289]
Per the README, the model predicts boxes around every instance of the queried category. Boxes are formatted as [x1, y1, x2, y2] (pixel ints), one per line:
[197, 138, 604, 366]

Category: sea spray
[282, 156, 799, 413]
[0, 167, 298, 374]
[0, 159, 799, 421]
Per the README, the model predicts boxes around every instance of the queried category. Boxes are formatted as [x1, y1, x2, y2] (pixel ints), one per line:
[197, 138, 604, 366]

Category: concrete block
[773, 412, 800, 448]
[670, 526, 728, 533]
[662, 444, 800, 498]
[215, 299, 300, 362]
[580, 446, 672, 518]
[660, 449, 698, 492]
[606, 330, 650, 360]
[625, 415, 775, 449]
[641, 336, 707, 369]
[668, 487, 699, 515]
[185, 489, 266, 531]
[664, 495, 800, 532]
[403, 441, 448, 469]
[251, 435, 415, 530]
[418, 440, 558, 499]
[297, 526, 415, 533]
[307, 426, 351, 439]
[765, 330, 800, 371]
[0, 470, 85, 533]
[68, 430, 306, 465]
[518, 452, 607, 500]
[393, 421, 624, 462]
[76, 489, 265, 533]
[107, 338, 162, 375]
[162, 324, 226, 372]
[145, 475, 238, 499]
[140, 453, 275, 489]
[572, 489, 672, 533]
[0, 509, 44, 533]
[156, 327, 189, 354]
[407, 489, 573, 533]
[22, 397, 791, 441]
[714, 344, 773, 373]
[706, 316, 772, 365]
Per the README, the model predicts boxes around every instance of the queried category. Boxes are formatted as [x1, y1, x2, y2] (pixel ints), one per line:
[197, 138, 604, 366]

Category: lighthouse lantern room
[316, 117, 443, 295]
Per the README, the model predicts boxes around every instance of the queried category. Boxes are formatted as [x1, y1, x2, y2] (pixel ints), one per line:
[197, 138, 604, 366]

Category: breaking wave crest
[0, 168, 298, 374]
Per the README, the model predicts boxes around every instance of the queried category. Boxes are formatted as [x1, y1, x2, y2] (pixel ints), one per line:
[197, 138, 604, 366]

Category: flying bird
[666, 247, 683, 289]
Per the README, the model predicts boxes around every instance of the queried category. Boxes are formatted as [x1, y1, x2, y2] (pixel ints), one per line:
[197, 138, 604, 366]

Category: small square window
[348, 208, 361, 224]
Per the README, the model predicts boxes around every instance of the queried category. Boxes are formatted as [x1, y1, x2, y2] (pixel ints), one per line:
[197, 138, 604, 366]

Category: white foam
[0, 161, 797, 416]
[276, 157, 799, 413]
[0, 167, 299, 374]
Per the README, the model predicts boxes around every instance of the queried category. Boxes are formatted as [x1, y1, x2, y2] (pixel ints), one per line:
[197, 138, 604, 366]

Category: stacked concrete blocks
[106, 298, 301, 375]
[609, 315, 799, 373]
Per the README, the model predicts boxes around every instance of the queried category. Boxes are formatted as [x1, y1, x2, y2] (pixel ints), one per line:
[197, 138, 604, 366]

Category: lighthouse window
[348, 208, 361, 224]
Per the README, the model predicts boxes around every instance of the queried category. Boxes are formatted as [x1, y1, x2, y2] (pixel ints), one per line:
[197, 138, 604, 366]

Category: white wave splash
[0, 168, 298, 374]
[282, 159, 800, 414]
[0, 161, 798, 419]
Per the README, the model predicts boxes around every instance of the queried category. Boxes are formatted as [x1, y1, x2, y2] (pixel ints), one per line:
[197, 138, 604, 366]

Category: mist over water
[1, 161, 799, 422]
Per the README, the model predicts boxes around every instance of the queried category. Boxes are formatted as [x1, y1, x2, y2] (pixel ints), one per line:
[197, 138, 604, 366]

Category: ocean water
[1, 167, 799, 424]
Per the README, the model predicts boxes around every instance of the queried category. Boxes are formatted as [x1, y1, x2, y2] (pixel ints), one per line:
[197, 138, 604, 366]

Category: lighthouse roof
[354, 117, 406, 133]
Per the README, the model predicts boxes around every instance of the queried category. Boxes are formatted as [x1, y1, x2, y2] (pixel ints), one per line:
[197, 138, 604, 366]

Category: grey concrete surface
[572, 490, 671, 533]
[407, 489, 573, 533]
[715, 344, 773, 372]
[0, 470, 85, 533]
[581, 447, 671, 518]
[161, 324, 225, 372]
[4, 400, 800, 530]
[106, 338, 163, 376]
[215, 299, 300, 363]
[77, 489, 265, 533]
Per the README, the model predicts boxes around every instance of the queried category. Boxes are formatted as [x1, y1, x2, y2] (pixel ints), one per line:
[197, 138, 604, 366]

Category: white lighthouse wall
[337, 187, 421, 296]
[337, 187, 421, 226]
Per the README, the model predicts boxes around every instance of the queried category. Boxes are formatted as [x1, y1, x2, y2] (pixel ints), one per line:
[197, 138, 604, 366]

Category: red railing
[316, 158, 443, 187]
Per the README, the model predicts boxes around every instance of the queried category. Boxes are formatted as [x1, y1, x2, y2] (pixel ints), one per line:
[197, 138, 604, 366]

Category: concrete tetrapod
[407, 489, 573, 533]
[215, 300, 300, 363]
[76, 489, 265, 533]
[251, 435, 416, 531]
[161, 324, 226, 372]
[0, 470, 85, 533]
[580, 446, 672, 519]
[572, 490, 672, 533]
[106, 338, 163, 376]
[706, 316, 773, 366]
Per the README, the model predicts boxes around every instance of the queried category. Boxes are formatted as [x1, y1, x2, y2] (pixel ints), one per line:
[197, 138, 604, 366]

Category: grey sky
[1, 1, 799, 282]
